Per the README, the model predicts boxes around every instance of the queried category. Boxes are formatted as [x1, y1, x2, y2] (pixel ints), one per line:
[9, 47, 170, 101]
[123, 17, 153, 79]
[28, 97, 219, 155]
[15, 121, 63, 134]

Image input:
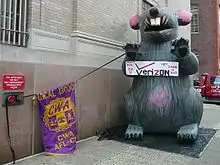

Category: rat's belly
[148, 88, 171, 109]
[142, 86, 180, 132]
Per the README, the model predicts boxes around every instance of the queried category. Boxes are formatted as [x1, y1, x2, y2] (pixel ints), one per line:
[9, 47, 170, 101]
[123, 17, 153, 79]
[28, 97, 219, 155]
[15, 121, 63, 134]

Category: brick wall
[28, 0, 138, 42]
[77, 0, 138, 43]
[27, 0, 190, 43]
[28, 0, 73, 36]
[191, 0, 219, 74]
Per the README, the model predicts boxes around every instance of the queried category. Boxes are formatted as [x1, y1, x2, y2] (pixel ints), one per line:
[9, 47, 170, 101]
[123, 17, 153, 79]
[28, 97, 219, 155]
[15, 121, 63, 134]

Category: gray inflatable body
[122, 7, 203, 142]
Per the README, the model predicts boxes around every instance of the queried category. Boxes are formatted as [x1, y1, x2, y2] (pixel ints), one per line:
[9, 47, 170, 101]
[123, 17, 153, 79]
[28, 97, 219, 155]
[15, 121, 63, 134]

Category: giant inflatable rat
[122, 6, 203, 142]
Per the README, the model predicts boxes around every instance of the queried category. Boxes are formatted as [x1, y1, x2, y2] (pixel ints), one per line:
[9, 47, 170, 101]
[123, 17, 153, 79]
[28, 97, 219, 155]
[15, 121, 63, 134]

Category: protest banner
[37, 82, 77, 155]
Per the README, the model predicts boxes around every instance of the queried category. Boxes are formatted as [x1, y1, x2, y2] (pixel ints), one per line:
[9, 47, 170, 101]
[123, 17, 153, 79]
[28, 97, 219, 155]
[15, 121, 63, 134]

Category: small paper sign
[126, 61, 179, 77]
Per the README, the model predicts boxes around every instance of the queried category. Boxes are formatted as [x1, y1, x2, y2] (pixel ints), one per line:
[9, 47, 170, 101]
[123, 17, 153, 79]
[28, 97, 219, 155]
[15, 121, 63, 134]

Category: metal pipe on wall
[31, 96, 36, 155]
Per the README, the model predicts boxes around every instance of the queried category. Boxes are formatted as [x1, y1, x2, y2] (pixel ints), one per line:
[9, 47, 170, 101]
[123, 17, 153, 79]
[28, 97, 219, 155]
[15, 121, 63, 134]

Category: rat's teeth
[144, 18, 150, 27]
[150, 18, 161, 26]
[155, 17, 161, 26]
[162, 16, 167, 24]
[150, 19, 156, 26]
[164, 18, 168, 25]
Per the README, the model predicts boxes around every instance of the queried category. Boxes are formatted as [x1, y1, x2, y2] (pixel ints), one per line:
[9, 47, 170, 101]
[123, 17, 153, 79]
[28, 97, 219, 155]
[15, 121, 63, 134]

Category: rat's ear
[129, 14, 141, 30]
[175, 10, 192, 26]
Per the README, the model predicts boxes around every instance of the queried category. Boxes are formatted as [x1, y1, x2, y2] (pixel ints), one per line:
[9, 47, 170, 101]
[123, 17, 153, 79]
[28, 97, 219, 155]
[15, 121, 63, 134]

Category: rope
[5, 52, 126, 164]
[24, 52, 125, 97]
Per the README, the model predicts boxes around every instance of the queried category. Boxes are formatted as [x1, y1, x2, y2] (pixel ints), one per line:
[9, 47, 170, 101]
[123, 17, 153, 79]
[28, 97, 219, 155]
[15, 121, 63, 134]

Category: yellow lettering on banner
[57, 135, 63, 142]
[55, 141, 68, 150]
[43, 97, 76, 132]
[38, 93, 44, 101]
[37, 83, 74, 101]
[55, 144, 60, 150]
[37, 90, 56, 101]
[70, 137, 76, 143]
[55, 131, 76, 150]
[58, 83, 75, 95]
[63, 131, 74, 139]
[57, 131, 75, 141]
[45, 97, 74, 117]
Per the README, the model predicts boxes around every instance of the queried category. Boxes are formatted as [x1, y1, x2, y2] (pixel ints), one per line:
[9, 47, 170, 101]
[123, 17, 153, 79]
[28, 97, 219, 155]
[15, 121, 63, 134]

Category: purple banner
[37, 82, 77, 155]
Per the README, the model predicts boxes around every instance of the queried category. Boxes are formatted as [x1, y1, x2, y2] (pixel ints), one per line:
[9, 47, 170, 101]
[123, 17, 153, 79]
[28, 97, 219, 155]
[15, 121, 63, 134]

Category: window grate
[0, 0, 28, 47]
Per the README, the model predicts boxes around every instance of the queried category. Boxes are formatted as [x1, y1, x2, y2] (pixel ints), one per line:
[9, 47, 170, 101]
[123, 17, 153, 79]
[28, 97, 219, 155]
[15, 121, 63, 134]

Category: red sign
[2, 74, 25, 91]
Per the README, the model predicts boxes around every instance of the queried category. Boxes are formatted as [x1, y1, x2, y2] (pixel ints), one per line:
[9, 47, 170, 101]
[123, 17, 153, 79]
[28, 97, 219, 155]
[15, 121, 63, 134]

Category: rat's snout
[145, 7, 168, 27]
[147, 7, 161, 27]
[149, 7, 160, 18]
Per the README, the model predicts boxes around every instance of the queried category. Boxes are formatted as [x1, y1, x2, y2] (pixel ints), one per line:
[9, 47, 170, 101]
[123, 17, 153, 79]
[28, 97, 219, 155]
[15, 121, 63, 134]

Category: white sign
[126, 61, 179, 77]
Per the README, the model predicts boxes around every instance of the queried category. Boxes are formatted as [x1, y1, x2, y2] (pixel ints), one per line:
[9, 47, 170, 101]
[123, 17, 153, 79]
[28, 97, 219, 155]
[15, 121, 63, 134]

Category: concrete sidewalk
[7, 104, 220, 165]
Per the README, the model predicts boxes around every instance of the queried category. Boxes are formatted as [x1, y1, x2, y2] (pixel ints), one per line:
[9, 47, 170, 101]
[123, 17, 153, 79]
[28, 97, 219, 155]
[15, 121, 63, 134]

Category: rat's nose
[149, 7, 159, 17]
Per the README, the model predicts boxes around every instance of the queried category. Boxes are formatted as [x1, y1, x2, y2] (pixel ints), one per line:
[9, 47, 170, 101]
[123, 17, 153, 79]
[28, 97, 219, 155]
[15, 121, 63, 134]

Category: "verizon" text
[136, 69, 170, 76]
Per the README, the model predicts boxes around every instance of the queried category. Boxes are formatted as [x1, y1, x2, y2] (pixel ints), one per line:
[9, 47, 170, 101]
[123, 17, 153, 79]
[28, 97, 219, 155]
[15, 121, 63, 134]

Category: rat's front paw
[171, 38, 189, 58]
[123, 43, 140, 60]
